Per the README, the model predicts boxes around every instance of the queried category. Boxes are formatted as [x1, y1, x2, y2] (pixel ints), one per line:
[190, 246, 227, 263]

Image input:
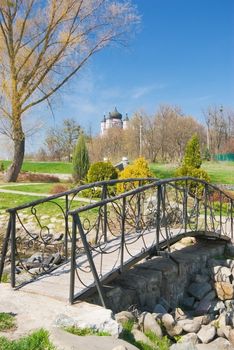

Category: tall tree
[73, 133, 89, 182]
[45, 118, 81, 161]
[0, 0, 139, 181]
[183, 134, 202, 169]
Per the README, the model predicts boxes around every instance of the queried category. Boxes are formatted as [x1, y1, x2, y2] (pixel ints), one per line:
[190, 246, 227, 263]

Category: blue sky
[27, 0, 234, 151]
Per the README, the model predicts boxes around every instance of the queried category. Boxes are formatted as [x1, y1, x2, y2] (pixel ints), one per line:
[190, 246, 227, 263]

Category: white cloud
[131, 83, 167, 99]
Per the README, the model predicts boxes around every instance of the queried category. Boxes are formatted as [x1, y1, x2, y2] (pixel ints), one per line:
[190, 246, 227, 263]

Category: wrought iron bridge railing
[0, 178, 155, 288]
[0, 177, 233, 306]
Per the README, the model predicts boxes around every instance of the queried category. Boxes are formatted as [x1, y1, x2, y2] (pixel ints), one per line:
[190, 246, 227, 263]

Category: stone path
[0, 284, 138, 349]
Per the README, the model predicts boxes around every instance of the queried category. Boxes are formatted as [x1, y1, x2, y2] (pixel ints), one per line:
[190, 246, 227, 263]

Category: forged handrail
[6, 177, 157, 212]
[1, 176, 233, 301]
[68, 177, 234, 216]
[69, 176, 233, 305]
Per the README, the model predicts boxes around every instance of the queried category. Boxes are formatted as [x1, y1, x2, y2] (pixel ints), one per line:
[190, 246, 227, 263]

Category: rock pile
[114, 255, 234, 349]
[3, 250, 64, 282]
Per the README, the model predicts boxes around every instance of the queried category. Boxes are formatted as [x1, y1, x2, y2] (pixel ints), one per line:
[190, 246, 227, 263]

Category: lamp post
[207, 114, 210, 151]
[139, 116, 143, 157]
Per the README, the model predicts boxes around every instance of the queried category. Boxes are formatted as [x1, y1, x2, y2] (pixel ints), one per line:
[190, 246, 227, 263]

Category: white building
[100, 107, 129, 136]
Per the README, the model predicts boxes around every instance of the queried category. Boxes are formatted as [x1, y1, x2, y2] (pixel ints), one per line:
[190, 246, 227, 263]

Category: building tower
[100, 107, 129, 136]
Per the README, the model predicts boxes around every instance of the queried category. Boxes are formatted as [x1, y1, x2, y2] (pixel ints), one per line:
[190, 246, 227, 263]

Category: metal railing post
[156, 184, 162, 250]
[10, 211, 16, 288]
[204, 184, 208, 234]
[219, 191, 222, 236]
[162, 184, 170, 252]
[75, 214, 107, 308]
[64, 194, 69, 260]
[0, 218, 11, 282]
[120, 196, 126, 272]
[69, 213, 77, 304]
[231, 199, 233, 240]
[102, 184, 107, 242]
[136, 180, 142, 232]
[183, 180, 188, 234]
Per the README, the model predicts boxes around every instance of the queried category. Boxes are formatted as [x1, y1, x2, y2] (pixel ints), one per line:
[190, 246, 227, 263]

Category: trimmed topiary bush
[117, 157, 153, 193]
[87, 161, 118, 183]
[72, 133, 90, 183]
[183, 134, 202, 169]
[175, 165, 210, 196]
[176, 135, 210, 196]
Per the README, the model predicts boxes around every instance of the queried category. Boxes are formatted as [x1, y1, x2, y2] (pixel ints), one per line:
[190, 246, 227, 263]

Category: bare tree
[204, 106, 230, 155]
[0, 0, 139, 181]
[44, 118, 81, 161]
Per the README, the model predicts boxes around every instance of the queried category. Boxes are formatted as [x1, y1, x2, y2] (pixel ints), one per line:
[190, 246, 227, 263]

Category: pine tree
[183, 134, 202, 169]
[72, 134, 90, 182]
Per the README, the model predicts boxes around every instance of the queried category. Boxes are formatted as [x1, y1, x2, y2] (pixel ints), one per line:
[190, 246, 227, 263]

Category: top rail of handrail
[6, 177, 157, 212]
[68, 176, 234, 216]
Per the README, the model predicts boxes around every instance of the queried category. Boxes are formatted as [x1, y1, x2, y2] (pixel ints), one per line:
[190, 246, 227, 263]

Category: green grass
[0, 329, 56, 350]
[120, 321, 171, 350]
[1, 160, 72, 174]
[0, 313, 16, 332]
[202, 161, 234, 184]
[0, 192, 85, 214]
[150, 163, 176, 179]
[1, 159, 233, 184]
[150, 161, 234, 185]
[0, 193, 45, 210]
[0, 184, 61, 194]
[64, 326, 111, 336]
[0, 273, 9, 283]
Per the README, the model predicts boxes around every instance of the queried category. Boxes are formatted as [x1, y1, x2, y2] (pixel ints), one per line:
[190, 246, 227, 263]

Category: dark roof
[107, 107, 122, 120]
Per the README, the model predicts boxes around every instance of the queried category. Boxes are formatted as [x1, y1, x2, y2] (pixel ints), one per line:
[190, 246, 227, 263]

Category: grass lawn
[202, 161, 234, 185]
[0, 193, 45, 211]
[0, 329, 55, 350]
[0, 183, 69, 194]
[1, 160, 72, 174]
[0, 313, 16, 332]
[150, 161, 234, 185]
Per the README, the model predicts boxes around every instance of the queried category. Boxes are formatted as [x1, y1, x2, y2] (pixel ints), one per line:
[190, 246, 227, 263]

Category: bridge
[0, 177, 233, 307]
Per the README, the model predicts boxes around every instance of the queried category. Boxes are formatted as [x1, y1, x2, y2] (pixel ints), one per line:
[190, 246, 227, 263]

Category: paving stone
[188, 282, 212, 300]
[162, 313, 175, 329]
[115, 311, 135, 324]
[182, 296, 195, 309]
[139, 312, 162, 338]
[215, 282, 234, 300]
[131, 329, 153, 346]
[179, 332, 199, 345]
[193, 274, 210, 283]
[153, 304, 167, 314]
[170, 342, 197, 350]
[196, 337, 233, 350]
[197, 324, 216, 344]
[228, 329, 234, 346]
[202, 290, 216, 301]
[178, 319, 201, 333]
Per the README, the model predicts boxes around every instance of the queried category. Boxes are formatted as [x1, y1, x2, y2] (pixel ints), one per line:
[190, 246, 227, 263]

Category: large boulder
[139, 312, 162, 338]
[55, 308, 122, 336]
[215, 282, 234, 301]
[188, 282, 212, 300]
[115, 311, 135, 325]
[178, 319, 201, 333]
[197, 324, 216, 344]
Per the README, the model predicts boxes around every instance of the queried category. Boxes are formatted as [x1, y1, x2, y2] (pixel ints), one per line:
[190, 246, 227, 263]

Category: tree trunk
[4, 126, 25, 182]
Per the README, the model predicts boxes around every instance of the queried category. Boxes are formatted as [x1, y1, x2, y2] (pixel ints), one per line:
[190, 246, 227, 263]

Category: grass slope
[150, 161, 234, 185]
[1, 161, 72, 174]
[0, 329, 55, 350]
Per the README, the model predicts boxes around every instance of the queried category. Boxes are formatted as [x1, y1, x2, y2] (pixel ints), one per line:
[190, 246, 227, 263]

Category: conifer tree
[183, 134, 202, 169]
[72, 134, 89, 182]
